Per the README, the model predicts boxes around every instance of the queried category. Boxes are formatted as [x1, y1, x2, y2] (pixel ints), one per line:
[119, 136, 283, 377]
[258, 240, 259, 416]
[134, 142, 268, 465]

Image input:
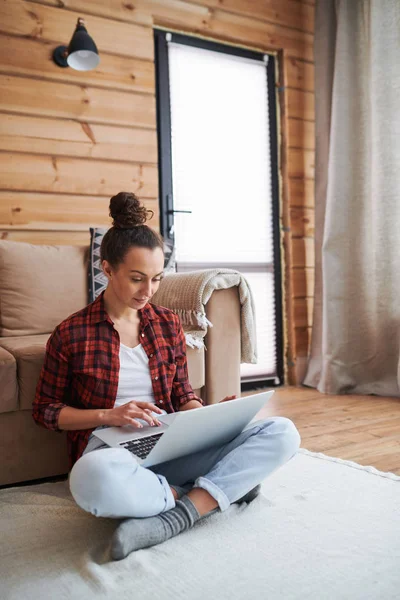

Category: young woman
[33, 192, 301, 561]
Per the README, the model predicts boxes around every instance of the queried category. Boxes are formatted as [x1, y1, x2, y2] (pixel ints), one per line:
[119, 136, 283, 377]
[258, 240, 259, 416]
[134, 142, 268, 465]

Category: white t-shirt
[83, 343, 166, 455]
[115, 342, 156, 407]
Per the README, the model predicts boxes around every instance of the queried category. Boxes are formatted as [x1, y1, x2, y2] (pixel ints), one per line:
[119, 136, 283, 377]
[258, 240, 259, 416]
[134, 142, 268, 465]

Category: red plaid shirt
[33, 291, 204, 470]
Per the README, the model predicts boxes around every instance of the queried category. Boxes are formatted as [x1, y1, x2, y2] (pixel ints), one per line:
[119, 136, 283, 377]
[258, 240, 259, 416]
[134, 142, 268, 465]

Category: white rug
[1, 449, 399, 600]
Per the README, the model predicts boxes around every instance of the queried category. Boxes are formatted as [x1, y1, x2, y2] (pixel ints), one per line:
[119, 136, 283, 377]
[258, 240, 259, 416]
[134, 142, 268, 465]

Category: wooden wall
[0, 0, 315, 383]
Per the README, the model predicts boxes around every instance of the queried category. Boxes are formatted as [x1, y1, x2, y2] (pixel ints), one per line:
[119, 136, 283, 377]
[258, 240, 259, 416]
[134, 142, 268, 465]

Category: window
[154, 30, 283, 386]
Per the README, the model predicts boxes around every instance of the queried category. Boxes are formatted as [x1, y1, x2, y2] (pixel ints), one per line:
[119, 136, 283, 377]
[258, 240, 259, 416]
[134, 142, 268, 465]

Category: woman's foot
[111, 495, 201, 560]
[186, 487, 218, 516]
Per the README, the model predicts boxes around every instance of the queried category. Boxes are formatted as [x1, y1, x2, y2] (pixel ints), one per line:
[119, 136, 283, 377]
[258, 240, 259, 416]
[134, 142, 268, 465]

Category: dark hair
[100, 192, 164, 268]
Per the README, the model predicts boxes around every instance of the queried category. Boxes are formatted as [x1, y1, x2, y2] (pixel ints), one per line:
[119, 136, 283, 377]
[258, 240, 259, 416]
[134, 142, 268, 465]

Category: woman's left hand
[219, 395, 237, 403]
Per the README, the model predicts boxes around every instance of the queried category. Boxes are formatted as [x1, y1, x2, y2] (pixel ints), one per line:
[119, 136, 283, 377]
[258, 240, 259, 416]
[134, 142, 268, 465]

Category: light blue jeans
[68, 416, 301, 519]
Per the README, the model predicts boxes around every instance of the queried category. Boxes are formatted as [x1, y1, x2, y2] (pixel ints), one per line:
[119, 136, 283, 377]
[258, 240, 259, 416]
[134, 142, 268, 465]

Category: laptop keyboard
[119, 433, 164, 459]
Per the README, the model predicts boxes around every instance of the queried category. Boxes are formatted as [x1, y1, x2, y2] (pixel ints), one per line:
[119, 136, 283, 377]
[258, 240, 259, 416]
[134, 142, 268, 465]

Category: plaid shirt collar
[88, 290, 159, 326]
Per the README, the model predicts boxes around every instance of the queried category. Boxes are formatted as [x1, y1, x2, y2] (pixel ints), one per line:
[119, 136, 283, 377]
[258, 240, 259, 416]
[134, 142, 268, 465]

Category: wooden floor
[251, 386, 400, 475]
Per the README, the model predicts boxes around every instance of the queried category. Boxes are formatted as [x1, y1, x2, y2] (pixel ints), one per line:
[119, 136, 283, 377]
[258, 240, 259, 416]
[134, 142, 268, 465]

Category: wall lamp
[53, 18, 100, 71]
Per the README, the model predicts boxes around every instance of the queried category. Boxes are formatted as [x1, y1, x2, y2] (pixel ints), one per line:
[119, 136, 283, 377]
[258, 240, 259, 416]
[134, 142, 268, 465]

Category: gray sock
[111, 495, 201, 560]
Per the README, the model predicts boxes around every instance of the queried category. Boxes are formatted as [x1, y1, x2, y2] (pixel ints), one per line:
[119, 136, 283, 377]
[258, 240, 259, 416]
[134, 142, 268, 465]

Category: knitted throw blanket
[151, 269, 257, 364]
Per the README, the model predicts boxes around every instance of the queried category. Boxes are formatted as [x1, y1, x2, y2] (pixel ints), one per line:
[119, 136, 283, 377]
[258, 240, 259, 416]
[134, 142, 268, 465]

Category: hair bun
[109, 192, 153, 229]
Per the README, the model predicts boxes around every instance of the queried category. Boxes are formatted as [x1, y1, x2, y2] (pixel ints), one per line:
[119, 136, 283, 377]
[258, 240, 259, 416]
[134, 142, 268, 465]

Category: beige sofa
[0, 240, 241, 487]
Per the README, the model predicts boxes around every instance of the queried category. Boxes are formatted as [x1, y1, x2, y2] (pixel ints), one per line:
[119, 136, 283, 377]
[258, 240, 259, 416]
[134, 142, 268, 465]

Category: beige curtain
[304, 0, 400, 396]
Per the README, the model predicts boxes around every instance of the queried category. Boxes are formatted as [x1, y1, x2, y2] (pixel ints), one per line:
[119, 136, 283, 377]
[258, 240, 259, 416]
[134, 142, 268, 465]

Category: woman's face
[103, 246, 165, 310]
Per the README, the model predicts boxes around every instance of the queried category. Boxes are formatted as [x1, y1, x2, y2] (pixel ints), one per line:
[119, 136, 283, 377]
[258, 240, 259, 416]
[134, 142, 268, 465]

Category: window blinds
[167, 41, 278, 380]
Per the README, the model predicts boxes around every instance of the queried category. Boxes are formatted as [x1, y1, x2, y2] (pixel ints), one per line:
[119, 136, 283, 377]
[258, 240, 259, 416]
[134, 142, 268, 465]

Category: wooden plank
[288, 177, 314, 208]
[324, 436, 400, 460]
[0, 224, 161, 244]
[36, 0, 211, 30]
[294, 297, 313, 327]
[0, 133, 157, 163]
[355, 455, 400, 474]
[157, 8, 314, 61]
[0, 34, 155, 94]
[291, 0, 314, 6]
[304, 431, 379, 452]
[302, 412, 400, 435]
[0, 222, 104, 231]
[0, 153, 158, 197]
[289, 207, 314, 237]
[0, 229, 91, 245]
[0, 192, 158, 228]
[172, 0, 314, 34]
[0, 0, 154, 61]
[294, 0, 315, 6]
[288, 118, 315, 149]
[287, 88, 315, 121]
[0, 75, 156, 128]
[277, 53, 297, 386]
[198, 10, 313, 61]
[294, 326, 312, 355]
[321, 418, 400, 440]
[288, 148, 315, 179]
[291, 237, 314, 268]
[285, 56, 314, 91]
[292, 267, 314, 297]
[0, 114, 158, 163]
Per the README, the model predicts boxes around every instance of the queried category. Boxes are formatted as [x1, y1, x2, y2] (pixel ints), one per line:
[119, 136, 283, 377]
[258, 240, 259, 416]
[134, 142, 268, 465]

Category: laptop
[92, 390, 274, 467]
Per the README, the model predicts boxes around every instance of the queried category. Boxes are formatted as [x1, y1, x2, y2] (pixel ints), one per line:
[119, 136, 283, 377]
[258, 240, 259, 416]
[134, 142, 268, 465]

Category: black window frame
[154, 29, 284, 389]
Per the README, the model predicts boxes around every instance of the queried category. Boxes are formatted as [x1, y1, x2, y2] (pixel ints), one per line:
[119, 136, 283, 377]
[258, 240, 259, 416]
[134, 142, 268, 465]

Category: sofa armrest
[203, 287, 241, 405]
[153, 272, 243, 405]
[0, 345, 18, 413]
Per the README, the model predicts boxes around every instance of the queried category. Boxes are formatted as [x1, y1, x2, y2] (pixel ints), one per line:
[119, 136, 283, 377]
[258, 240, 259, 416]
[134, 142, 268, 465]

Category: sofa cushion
[0, 335, 50, 411]
[0, 240, 89, 336]
[0, 345, 18, 414]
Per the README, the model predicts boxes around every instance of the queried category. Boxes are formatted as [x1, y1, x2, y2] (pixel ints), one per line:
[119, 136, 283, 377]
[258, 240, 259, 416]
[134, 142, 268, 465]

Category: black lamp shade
[66, 21, 99, 71]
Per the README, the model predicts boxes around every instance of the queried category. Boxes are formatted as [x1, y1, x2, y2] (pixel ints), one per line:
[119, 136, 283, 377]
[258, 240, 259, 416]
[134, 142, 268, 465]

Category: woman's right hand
[105, 401, 164, 428]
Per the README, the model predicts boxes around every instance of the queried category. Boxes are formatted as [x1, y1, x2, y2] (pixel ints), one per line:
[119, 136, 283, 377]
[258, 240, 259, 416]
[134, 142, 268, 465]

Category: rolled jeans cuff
[158, 473, 176, 512]
[193, 476, 231, 512]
